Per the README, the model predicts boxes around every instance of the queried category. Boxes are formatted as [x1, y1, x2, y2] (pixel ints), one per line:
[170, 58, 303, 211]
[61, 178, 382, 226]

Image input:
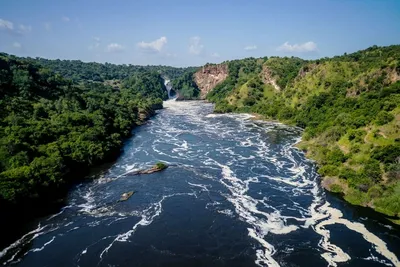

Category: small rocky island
[127, 162, 168, 176]
[118, 163, 168, 202]
[119, 191, 135, 202]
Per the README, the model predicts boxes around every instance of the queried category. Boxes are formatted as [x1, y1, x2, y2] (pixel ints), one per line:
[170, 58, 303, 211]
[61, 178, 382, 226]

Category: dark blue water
[1, 100, 399, 267]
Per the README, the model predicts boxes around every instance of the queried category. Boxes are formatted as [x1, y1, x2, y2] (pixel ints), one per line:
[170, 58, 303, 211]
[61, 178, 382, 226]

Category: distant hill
[3, 54, 197, 84]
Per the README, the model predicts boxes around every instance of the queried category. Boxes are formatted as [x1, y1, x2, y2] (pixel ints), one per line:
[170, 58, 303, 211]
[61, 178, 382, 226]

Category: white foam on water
[248, 228, 280, 267]
[66, 227, 80, 233]
[77, 188, 96, 213]
[46, 208, 66, 221]
[200, 112, 399, 267]
[188, 182, 210, 192]
[205, 114, 218, 118]
[99, 192, 196, 260]
[0, 224, 50, 264]
[363, 250, 393, 267]
[30, 236, 56, 253]
[124, 164, 137, 171]
[172, 142, 189, 153]
[315, 203, 399, 267]
[306, 178, 400, 267]
[217, 209, 235, 218]
[215, 162, 300, 266]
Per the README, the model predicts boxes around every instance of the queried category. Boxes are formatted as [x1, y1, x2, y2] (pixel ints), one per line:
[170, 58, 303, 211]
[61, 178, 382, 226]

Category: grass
[344, 188, 369, 206]
[337, 136, 351, 154]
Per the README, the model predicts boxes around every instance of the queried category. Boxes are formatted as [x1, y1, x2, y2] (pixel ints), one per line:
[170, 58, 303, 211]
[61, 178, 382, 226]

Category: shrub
[318, 165, 340, 176]
[326, 147, 348, 165]
[386, 164, 400, 182]
[348, 129, 366, 143]
[362, 159, 382, 183]
[330, 184, 343, 193]
[371, 144, 400, 164]
[323, 126, 345, 142]
[350, 143, 361, 154]
[375, 111, 394, 126]
[155, 162, 168, 170]
[367, 185, 384, 199]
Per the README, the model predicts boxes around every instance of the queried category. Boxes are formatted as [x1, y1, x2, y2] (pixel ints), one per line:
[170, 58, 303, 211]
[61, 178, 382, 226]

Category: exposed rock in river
[119, 191, 134, 202]
[127, 162, 168, 176]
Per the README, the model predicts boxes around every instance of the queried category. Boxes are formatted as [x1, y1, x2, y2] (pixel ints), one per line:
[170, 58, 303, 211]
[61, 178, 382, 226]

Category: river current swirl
[1, 100, 399, 267]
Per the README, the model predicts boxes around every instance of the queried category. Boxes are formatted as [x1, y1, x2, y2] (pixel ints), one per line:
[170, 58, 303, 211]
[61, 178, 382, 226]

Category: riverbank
[0, 105, 161, 250]
[211, 108, 400, 225]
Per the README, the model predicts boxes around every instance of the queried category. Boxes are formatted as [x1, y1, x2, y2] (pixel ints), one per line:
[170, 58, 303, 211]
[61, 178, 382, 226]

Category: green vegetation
[0, 53, 168, 212]
[171, 70, 200, 100]
[155, 162, 168, 170]
[26, 57, 197, 83]
[206, 45, 400, 219]
[25, 56, 199, 100]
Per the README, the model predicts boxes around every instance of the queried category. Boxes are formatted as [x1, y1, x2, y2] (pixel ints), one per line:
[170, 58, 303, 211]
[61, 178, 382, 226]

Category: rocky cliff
[260, 65, 281, 91]
[194, 64, 228, 98]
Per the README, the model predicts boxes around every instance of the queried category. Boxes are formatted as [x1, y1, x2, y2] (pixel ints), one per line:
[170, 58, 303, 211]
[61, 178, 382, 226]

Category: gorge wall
[194, 64, 229, 98]
[192, 45, 400, 222]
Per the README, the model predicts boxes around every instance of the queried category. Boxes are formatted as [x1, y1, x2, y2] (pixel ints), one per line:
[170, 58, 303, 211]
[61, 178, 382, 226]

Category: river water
[1, 100, 399, 267]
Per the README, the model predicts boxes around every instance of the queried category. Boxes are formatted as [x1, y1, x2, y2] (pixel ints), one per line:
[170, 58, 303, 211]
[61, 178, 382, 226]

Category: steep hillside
[171, 70, 201, 100]
[194, 64, 229, 98]
[206, 45, 400, 221]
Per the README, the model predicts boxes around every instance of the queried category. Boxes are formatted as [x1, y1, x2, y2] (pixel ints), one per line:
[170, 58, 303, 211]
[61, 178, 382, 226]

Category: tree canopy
[0, 53, 167, 211]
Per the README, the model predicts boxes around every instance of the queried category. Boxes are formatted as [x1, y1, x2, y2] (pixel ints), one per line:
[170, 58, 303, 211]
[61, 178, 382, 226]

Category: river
[1, 100, 399, 267]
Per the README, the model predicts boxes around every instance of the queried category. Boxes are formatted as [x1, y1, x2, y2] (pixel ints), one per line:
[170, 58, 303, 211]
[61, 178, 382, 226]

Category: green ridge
[207, 45, 400, 220]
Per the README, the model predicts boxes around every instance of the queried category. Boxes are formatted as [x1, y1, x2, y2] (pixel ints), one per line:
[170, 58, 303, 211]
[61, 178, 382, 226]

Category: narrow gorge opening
[163, 78, 177, 99]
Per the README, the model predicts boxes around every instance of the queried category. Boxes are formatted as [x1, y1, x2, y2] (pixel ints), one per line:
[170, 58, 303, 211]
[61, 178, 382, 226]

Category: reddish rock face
[194, 64, 228, 99]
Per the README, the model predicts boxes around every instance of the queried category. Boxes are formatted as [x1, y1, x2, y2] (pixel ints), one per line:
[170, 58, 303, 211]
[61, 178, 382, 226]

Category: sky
[1, 0, 399, 67]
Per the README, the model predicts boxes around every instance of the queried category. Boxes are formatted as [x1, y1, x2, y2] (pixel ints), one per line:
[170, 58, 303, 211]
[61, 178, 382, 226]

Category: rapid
[1, 100, 399, 267]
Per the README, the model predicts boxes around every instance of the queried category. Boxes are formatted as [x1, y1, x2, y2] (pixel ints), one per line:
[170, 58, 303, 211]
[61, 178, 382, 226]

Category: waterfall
[163, 78, 176, 99]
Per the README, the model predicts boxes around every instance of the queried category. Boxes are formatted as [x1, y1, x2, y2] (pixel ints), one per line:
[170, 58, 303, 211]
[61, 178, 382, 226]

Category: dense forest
[25, 57, 197, 83]
[171, 70, 201, 100]
[206, 45, 400, 221]
[0, 53, 168, 216]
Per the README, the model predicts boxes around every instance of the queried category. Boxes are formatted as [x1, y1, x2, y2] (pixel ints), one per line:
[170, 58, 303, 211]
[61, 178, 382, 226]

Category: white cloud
[88, 36, 101, 50]
[106, 43, 125, 53]
[18, 24, 32, 33]
[277, 41, 317, 53]
[44, 22, 51, 31]
[0, 18, 14, 30]
[211, 52, 220, 58]
[0, 19, 31, 35]
[244, 45, 257, 51]
[13, 42, 21, 48]
[137, 36, 167, 53]
[62, 16, 70, 22]
[189, 36, 204, 55]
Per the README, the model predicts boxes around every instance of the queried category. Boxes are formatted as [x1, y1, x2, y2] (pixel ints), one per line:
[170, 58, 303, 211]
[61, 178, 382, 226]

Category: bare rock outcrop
[297, 63, 317, 78]
[260, 66, 281, 91]
[194, 64, 228, 98]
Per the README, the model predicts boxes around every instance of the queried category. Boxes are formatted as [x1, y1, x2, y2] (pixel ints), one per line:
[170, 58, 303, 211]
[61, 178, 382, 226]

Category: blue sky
[1, 0, 399, 66]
